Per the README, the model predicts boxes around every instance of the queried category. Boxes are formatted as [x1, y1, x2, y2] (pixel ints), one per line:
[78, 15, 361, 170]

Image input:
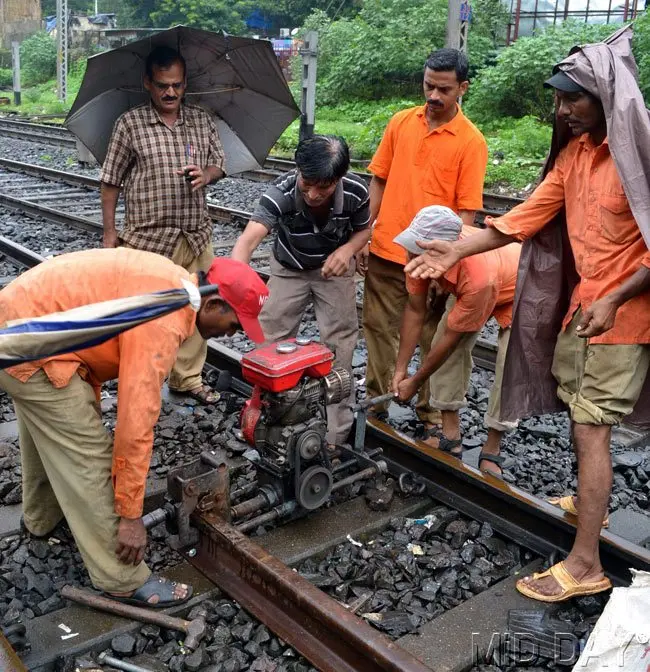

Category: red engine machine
[240, 339, 352, 510]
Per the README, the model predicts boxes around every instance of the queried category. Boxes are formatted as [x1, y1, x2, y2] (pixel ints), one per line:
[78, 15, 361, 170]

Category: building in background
[0, 0, 40, 48]
[504, 0, 645, 41]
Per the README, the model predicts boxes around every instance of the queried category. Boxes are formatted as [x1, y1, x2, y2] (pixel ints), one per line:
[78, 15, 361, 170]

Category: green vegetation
[20, 32, 57, 86]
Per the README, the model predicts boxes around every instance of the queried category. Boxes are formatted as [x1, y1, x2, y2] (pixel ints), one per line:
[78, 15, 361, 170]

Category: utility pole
[56, 0, 68, 101]
[445, 0, 471, 53]
[11, 41, 21, 106]
[299, 31, 318, 142]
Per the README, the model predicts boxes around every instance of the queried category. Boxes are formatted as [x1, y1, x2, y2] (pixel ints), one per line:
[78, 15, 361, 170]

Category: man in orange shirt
[0, 248, 268, 607]
[405, 32, 650, 601]
[361, 48, 488, 439]
[390, 206, 520, 474]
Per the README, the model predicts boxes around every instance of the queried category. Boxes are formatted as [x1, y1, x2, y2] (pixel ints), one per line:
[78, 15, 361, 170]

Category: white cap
[393, 205, 462, 254]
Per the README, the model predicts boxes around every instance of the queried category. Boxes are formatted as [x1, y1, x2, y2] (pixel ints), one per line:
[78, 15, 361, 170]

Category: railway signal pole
[299, 31, 318, 142]
[446, 0, 471, 53]
[56, 0, 68, 101]
[11, 41, 21, 106]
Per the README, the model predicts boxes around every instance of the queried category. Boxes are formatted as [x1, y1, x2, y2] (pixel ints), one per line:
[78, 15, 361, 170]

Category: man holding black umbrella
[101, 45, 225, 405]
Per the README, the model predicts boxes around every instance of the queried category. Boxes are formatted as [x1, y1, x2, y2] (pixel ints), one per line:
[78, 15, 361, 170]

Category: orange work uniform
[406, 227, 521, 332]
[368, 104, 488, 265]
[487, 134, 650, 345]
[0, 248, 196, 518]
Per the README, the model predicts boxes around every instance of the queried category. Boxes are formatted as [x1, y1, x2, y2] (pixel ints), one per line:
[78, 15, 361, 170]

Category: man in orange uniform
[362, 47, 488, 439]
[0, 248, 268, 607]
[390, 207, 520, 474]
[405, 29, 650, 601]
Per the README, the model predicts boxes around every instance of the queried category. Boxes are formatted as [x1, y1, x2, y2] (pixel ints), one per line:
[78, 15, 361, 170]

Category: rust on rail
[188, 512, 433, 672]
[0, 632, 27, 672]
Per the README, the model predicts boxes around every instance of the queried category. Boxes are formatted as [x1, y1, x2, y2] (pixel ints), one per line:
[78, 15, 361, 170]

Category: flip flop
[104, 575, 193, 610]
[478, 451, 505, 479]
[516, 561, 612, 603]
[548, 495, 609, 528]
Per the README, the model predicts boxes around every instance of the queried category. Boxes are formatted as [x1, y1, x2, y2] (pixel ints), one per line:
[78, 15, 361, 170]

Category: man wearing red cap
[0, 248, 267, 608]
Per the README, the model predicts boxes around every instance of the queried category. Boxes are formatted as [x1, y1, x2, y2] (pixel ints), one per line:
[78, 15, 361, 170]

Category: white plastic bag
[574, 569, 650, 671]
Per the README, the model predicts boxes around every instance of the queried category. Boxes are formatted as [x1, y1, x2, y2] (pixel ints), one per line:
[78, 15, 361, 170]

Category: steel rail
[188, 512, 432, 672]
[0, 633, 27, 672]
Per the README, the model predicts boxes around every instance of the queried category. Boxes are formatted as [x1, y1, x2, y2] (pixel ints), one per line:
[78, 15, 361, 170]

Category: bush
[0, 68, 13, 89]
[464, 21, 625, 124]
[633, 12, 650, 103]
[20, 31, 57, 86]
[481, 116, 552, 189]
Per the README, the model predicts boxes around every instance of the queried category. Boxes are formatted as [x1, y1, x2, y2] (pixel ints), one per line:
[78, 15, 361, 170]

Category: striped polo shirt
[251, 170, 371, 271]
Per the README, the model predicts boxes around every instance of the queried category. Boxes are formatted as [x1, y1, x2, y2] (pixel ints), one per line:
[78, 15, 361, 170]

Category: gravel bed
[0, 211, 101, 256]
[0, 135, 269, 214]
[299, 506, 529, 639]
[0, 259, 20, 277]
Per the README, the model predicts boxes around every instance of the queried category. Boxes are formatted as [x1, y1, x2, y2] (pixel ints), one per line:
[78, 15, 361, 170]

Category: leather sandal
[516, 561, 612, 603]
[420, 427, 462, 458]
[104, 575, 193, 610]
[547, 495, 609, 528]
[478, 452, 505, 479]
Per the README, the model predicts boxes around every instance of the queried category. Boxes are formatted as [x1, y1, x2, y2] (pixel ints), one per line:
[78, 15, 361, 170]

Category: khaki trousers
[167, 236, 214, 392]
[0, 369, 150, 592]
[484, 327, 518, 432]
[259, 255, 358, 445]
[551, 309, 650, 425]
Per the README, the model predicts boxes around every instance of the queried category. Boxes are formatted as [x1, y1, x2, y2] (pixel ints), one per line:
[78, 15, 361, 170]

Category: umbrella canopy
[65, 26, 300, 174]
[0, 282, 214, 369]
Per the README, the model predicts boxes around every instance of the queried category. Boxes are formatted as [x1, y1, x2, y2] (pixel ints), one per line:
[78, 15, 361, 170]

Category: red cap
[206, 258, 269, 343]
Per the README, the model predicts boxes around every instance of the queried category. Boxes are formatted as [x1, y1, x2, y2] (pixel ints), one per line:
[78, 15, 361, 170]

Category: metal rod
[98, 652, 154, 672]
[231, 481, 258, 501]
[231, 492, 269, 519]
[331, 465, 383, 493]
[353, 392, 395, 412]
[236, 501, 297, 533]
[60, 585, 189, 633]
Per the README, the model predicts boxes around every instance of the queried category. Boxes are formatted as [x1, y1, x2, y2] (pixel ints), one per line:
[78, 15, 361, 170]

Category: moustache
[427, 100, 444, 108]
[162, 97, 177, 102]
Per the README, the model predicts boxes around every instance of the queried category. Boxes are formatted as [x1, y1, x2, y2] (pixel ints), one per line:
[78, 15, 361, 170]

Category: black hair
[294, 135, 350, 183]
[145, 46, 186, 80]
[424, 48, 469, 83]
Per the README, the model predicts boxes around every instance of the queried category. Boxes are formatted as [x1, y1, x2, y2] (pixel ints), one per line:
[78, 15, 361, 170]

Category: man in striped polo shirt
[231, 135, 371, 447]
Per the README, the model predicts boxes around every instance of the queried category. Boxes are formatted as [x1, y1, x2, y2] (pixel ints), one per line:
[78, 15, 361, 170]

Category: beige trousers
[551, 309, 650, 425]
[167, 236, 214, 392]
[259, 255, 358, 445]
[484, 327, 518, 432]
[0, 369, 150, 592]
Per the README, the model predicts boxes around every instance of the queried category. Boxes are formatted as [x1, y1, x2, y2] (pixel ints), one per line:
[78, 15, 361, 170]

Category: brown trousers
[259, 255, 358, 445]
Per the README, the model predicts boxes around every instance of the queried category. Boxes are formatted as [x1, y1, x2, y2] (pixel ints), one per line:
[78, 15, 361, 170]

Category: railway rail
[0, 231, 649, 672]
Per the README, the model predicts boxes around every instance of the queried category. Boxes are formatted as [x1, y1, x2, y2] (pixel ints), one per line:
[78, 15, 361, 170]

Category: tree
[148, 0, 248, 33]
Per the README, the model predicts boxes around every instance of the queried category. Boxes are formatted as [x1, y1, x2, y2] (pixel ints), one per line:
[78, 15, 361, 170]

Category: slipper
[516, 561, 612, 603]
[174, 384, 220, 406]
[104, 575, 193, 610]
[420, 427, 462, 458]
[478, 451, 505, 479]
[548, 495, 609, 528]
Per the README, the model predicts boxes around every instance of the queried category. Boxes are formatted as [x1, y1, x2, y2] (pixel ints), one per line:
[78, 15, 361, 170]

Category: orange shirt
[406, 227, 520, 332]
[0, 248, 196, 518]
[486, 135, 650, 345]
[368, 105, 488, 266]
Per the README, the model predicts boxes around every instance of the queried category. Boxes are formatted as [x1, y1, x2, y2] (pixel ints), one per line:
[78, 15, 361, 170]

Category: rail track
[0, 230, 649, 672]
[0, 119, 524, 218]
